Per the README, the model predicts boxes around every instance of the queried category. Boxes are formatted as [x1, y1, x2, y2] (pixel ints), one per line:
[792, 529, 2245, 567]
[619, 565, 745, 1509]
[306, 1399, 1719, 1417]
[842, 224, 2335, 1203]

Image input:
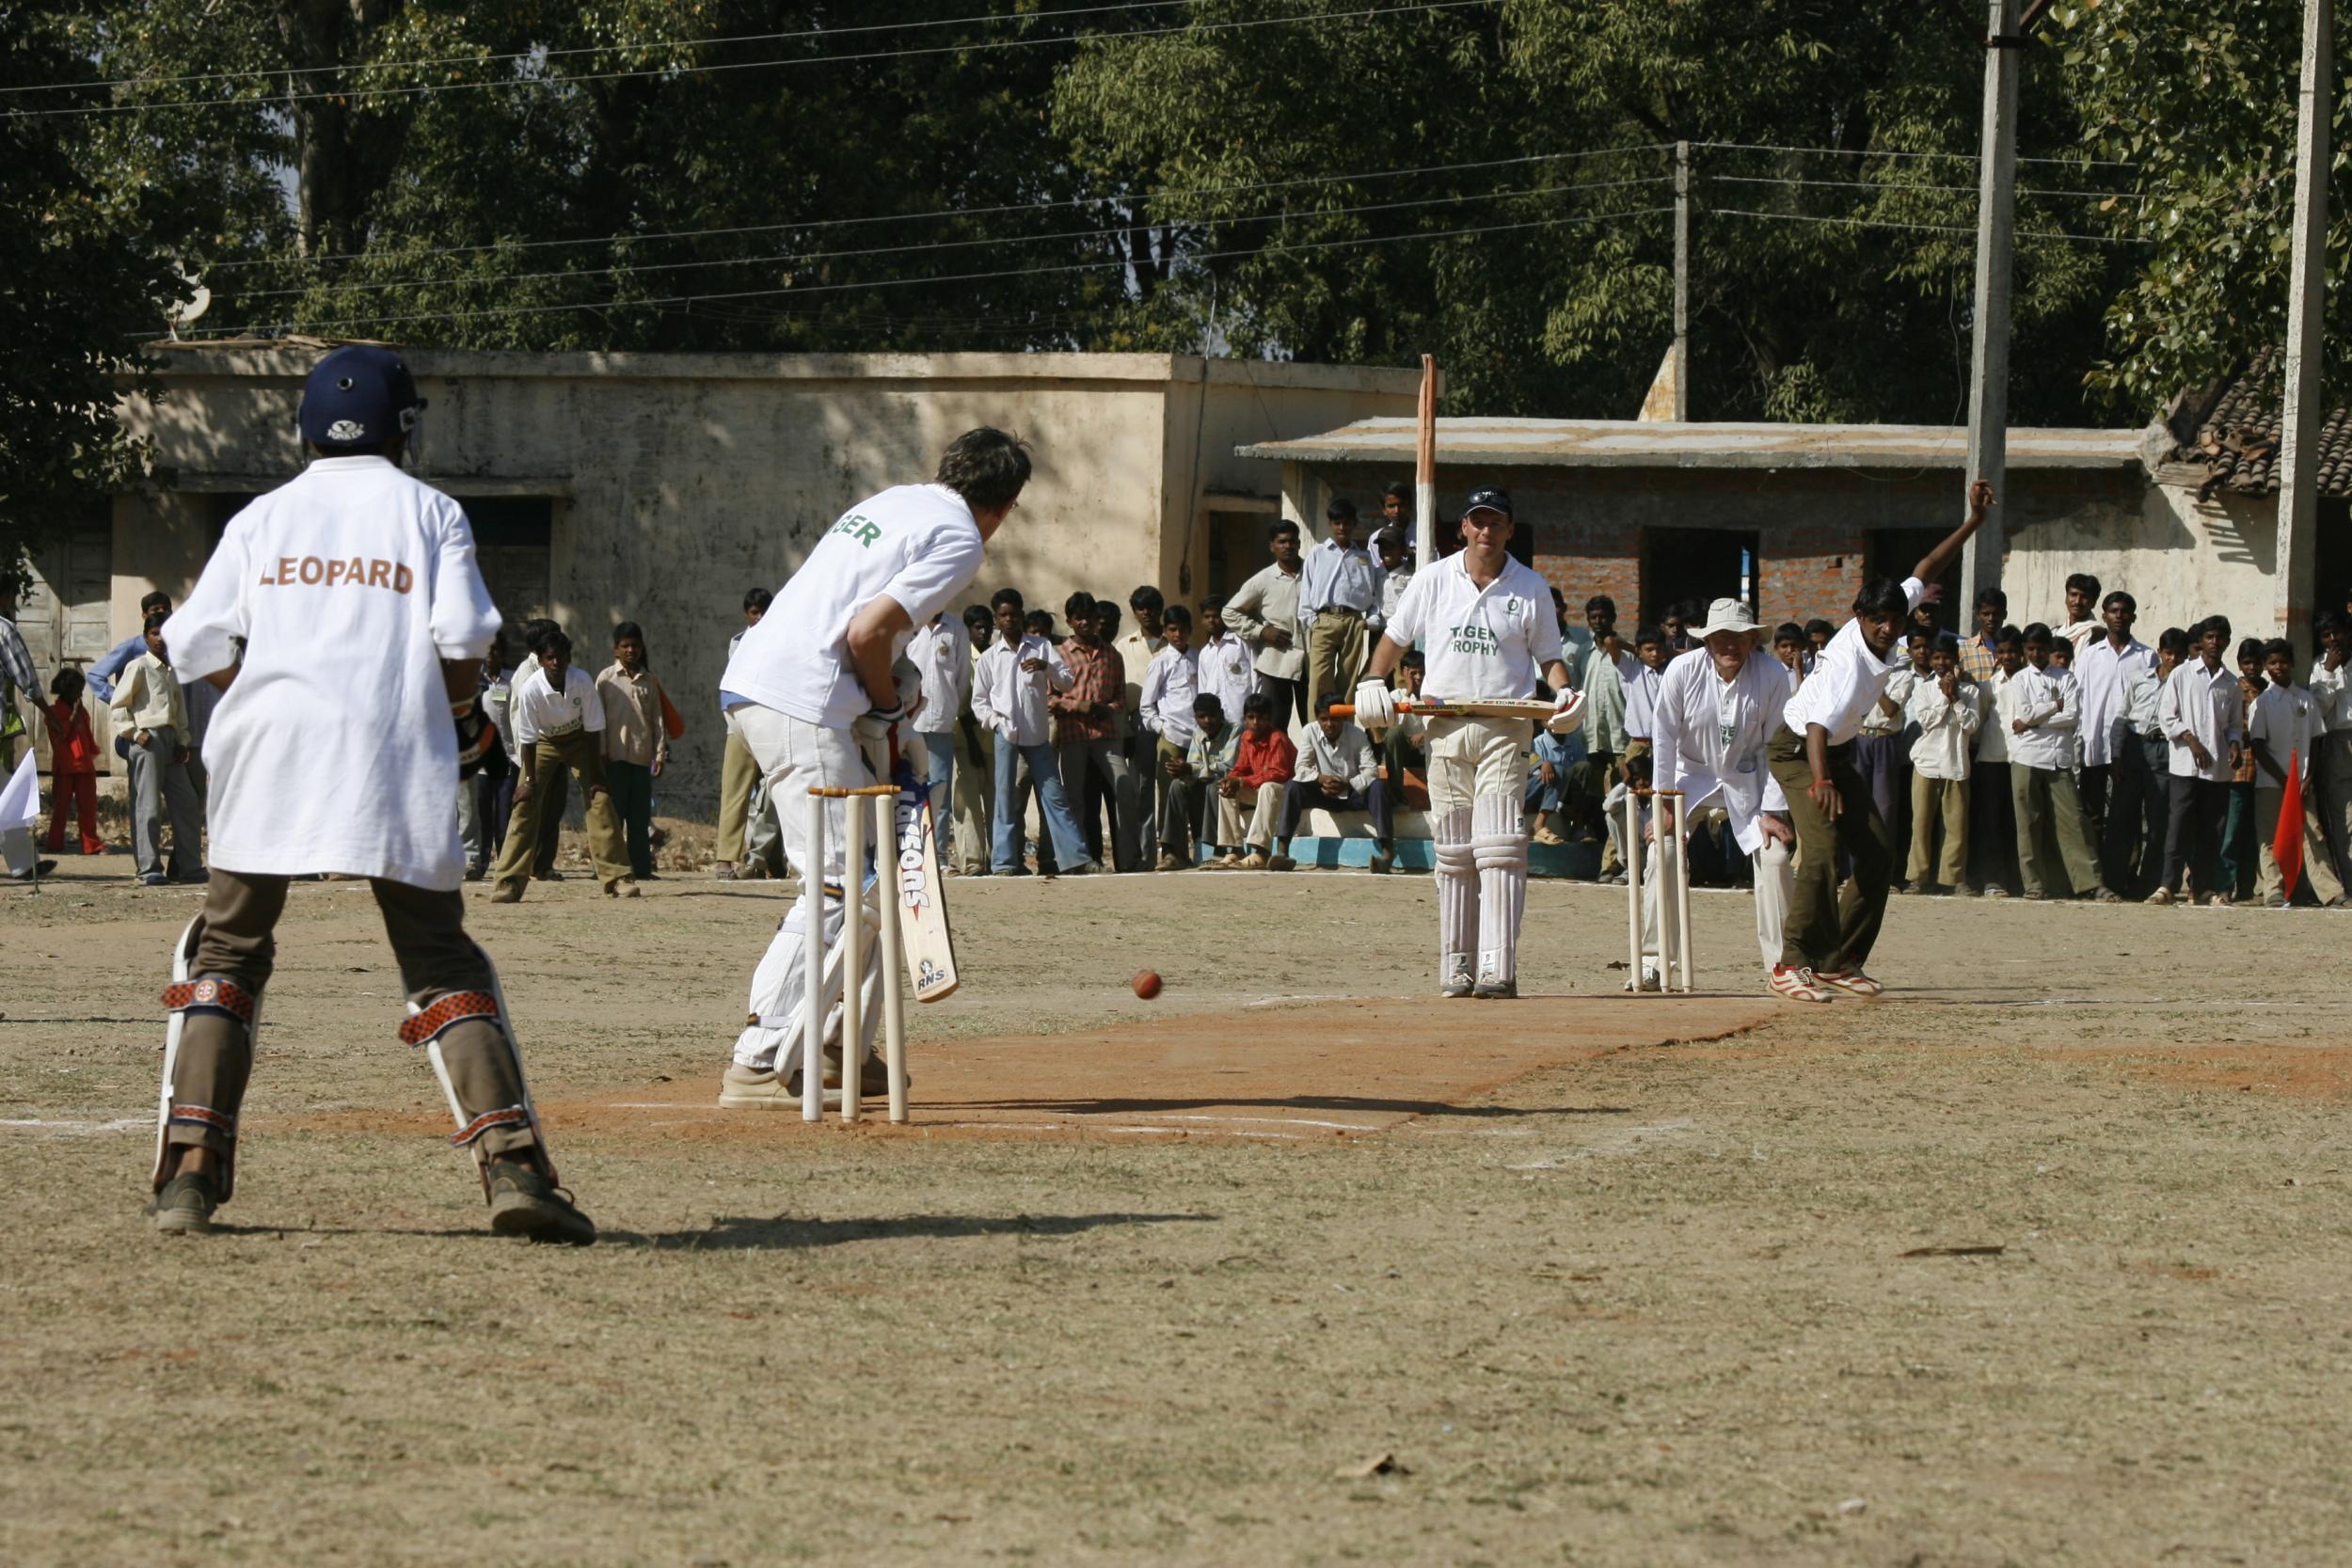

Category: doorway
[1641, 528, 1759, 626]
[1865, 527, 1961, 633]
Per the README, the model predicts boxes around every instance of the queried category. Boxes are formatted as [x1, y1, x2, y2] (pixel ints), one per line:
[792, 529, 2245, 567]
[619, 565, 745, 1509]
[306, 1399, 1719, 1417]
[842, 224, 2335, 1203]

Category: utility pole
[1673, 140, 1691, 421]
[2274, 0, 2332, 641]
[1960, 0, 2023, 605]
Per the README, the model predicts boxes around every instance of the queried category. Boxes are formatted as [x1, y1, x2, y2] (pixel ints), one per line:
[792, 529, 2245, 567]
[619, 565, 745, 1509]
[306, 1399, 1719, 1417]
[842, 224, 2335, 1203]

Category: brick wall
[1763, 524, 1867, 629]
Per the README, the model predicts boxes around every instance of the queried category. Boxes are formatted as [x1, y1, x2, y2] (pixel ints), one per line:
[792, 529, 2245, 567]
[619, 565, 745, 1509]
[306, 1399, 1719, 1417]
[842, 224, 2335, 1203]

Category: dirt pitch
[5, 858, 2350, 1567]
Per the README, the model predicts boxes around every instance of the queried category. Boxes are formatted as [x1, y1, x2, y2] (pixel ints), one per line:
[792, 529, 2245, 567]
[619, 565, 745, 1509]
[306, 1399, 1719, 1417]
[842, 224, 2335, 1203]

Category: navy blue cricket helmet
[298, 345, 426, 452]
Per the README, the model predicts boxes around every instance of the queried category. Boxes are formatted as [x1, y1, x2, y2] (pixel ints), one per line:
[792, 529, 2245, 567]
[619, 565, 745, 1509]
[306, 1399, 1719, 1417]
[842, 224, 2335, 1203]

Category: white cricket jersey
[721, 483, 985, 728]
[160, 454, 501, 891]
[906, 612, 973, 736]
[1195, 630, 1257, 726]
[1781, 578, 1925, 746]
[509, 663, 604, 744]
[1382, 551, 1563, 702]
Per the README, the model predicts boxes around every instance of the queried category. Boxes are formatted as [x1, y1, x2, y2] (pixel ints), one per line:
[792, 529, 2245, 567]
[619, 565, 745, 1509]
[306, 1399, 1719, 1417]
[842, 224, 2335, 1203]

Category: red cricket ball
[1132, 969, 1163, 1001]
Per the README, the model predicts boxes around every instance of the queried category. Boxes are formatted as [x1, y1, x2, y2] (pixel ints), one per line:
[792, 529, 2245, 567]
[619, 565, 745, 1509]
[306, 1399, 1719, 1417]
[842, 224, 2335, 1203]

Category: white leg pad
[1432, 807, 1476, 980]
[732, 884, 882, 1072]
[1752, 840, 1794, 972]
[1471, 794, 1530, 987]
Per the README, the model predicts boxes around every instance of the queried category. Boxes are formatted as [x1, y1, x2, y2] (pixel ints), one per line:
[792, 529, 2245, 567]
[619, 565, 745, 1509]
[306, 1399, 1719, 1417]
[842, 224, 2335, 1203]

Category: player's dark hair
[2102, 590, 2136, 615]
[1327, 497, 1358, 523]
[934, 427, 1031, 512]
[1241, 692, 1274, 721]
[1624, 750, 1654, 784]
[1974, 587, 2008, 613]
[1129, 584, 1165, 613]
[1400, 648, 1425, 668]
[1025, 610, 1055, 638]
[1633, 624, 1664, 648]
[1994, 625, 2023, 651]
[2236, 636, 2266, 667]
[1064, 591, 1096, 621]
[1773, 622, 1804, 644]
[1383, 480, 1410, 502]
[1094, 597, 1119, 620]
[1851, 578, 1909, 619]
[961, 603, 993, 634]
[2023, 622, 2052, 646]
[1160, 604, 1192, 632]
[2318, 610, 2347, 639]
[2157, 626, 2191, 657]
[1192, 692, 1223, 716]
[1314, 689, 1343, 716]
[1268, 518, 1300, 542]
[991, 587, 1025, 613]
[743, 586, 773, 613]
[612, 620, 644, 646]
[1934, 632, 1961, 656]
[51, 666, 85, 702]
[1585, 594, 1616, 619]
[2203, 614, 2233, 642]
[139, 590, 171, 615]
[2065, 572, 2102, 599]
[1906, 626, 1932, 643]
[532, 626, 573, 661]
[2263, 637, 2296, 666]
[143, 610, 168, 635]
[1804, 618, 1836, 638]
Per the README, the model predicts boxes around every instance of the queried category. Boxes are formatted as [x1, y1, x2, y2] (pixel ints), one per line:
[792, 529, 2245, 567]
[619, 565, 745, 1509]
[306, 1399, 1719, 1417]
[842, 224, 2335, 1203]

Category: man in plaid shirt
[1959, 588, 2006, 684]
[1052, 592, 1144, 871]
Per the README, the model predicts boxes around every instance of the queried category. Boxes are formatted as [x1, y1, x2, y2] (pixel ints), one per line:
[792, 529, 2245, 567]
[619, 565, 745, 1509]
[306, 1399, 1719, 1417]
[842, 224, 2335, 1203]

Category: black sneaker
[151, 1171, 221, 1236]
[485, 1158, 597, 1245]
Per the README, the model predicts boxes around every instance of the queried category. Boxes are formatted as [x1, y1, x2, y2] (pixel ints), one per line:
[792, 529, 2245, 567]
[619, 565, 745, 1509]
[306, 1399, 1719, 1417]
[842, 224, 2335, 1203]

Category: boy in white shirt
[1194, 594, 1257, 728]
[1904, 633, 1980, 895]
[1271, 691, 1391, 871]
[906, 602, 973, 863]
[488, 626, 634, 902]
[2249, 638, 2348, 907]
[2151, 617, 2245, 905]
[2006, 624, 2108, 900]
[147, 345, 591, 1243]
[971, 586, 1092, 876]
[1971, 627, 2023, 897]
[1137, 605, 1201, 869]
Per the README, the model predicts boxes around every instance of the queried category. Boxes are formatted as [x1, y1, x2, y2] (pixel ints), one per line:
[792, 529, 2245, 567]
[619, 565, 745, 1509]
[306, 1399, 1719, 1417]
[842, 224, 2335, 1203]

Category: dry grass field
[5, 854, 2349, 1566]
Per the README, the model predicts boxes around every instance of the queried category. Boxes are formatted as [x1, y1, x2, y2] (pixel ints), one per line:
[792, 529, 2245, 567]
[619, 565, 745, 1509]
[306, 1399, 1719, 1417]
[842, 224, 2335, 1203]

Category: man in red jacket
[1221, 691, 1296, 869]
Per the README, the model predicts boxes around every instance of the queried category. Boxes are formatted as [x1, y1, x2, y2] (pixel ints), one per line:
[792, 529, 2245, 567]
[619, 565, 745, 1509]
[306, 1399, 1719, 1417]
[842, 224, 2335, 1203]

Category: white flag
[0, 749, 39, 831]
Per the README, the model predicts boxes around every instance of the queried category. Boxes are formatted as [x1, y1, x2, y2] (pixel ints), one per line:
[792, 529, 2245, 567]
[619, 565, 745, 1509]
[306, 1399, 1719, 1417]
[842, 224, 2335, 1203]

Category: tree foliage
[0, 2, 185, 590]
[2052, 0, 2351, 410]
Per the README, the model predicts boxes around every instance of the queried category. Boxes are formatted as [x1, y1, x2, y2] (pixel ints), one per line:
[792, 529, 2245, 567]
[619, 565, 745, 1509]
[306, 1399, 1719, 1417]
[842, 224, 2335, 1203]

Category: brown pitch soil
[4, 860, 2350, 1567]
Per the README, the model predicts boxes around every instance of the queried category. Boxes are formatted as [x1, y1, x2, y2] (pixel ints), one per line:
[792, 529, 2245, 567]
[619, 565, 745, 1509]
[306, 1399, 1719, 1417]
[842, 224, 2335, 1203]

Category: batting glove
[1350, 678, 1398, 735]
[1546, 688, 1588, 736]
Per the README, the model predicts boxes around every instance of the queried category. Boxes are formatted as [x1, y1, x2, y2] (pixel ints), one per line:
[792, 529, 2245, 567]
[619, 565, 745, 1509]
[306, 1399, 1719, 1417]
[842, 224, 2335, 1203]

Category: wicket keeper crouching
[715, 429, 1028, 1106]
[149, 346, 592, 1244]
[1353, 486, 1580, 998]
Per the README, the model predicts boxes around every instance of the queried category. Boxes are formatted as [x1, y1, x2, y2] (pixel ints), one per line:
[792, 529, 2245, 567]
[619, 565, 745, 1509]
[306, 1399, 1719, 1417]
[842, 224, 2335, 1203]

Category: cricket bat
[887, 736, 959, 1002]
[1331, 696, 1562, 723]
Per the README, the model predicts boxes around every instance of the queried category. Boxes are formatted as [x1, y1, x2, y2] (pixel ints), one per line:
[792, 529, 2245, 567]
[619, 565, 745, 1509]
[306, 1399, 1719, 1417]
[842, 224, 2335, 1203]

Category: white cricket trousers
[726, 705, 884, 1073]
[1640, 835, 1793, 973]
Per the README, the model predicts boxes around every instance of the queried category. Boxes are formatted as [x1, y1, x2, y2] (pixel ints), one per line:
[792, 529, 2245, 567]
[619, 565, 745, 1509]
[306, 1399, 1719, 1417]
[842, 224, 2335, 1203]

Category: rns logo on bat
[894, 798, 932, 910]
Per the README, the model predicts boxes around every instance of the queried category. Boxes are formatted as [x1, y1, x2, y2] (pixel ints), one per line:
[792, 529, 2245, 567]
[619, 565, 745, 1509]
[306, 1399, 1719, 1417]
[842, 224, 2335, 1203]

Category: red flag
[2274, 747, 2305, 903]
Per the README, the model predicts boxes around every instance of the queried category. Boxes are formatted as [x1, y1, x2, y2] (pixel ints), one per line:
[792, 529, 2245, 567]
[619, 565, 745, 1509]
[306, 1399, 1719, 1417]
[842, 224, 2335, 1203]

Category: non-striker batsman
[149, 346, 593, 1243]
[716, 429, 1029, 1105]
[1354, 487, 1579, 998]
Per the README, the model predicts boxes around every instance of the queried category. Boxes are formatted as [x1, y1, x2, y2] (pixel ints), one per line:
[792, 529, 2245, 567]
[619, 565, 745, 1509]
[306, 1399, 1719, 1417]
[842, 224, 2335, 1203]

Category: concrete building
[15, 345, 1418, 797]
[1238, 413, 2340, 641]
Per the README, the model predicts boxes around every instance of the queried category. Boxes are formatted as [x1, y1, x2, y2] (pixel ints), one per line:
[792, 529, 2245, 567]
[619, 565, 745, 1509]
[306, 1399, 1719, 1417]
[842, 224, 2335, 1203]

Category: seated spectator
[1599, 748, 1655, 886]
[1525, 722, 1583, 848]
[1138, 605, 1201, 869]
[1382, 648, 1431, 814]
[1220, 691, 1295, 870]
[1271, 690, 1391, 872]
[1179, 694, 1239, 864]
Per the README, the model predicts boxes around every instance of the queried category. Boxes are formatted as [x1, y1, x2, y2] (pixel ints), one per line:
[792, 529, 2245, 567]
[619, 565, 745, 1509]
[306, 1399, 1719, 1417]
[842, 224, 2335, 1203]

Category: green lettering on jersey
[1448, 624, 1501, 657]
[829, 513, 883, 547]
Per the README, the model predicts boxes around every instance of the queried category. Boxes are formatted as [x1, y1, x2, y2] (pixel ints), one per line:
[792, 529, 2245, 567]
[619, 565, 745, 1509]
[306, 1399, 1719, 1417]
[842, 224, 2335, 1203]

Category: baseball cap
[1464, 485, 1513, 519]
[299, 345, 426, 452]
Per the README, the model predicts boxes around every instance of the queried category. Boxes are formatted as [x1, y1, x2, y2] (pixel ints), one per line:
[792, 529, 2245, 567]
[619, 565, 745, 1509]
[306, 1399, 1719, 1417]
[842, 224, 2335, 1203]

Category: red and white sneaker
[1769, 965, 1834, 1003]
[1813, 970, 1884, 998]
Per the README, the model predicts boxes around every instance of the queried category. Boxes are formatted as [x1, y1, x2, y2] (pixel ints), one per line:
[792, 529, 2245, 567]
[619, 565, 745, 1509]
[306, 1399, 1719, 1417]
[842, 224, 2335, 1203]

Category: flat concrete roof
[1237, 416, 2152, 471]
[145, 341, 1423, 394]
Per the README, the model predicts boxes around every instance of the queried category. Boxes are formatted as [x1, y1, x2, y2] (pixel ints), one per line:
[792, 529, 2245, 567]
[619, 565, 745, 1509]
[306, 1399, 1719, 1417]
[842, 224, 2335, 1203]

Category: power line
[9, 0, 1503, 119]
[1692, 139, 2139, 171]
[167, 205, 1676, 341]
[196, 143, 1671, 273]
[1710, 207, 2150, 245]
[226, 175, 1674, 300]
[0, 0, 1195, 100]
[1707, 173, 2143, 203]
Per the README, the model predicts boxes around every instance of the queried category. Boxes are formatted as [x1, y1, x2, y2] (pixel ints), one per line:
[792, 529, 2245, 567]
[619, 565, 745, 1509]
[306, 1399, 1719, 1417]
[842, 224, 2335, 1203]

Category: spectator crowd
[11, 483, 2352, 916]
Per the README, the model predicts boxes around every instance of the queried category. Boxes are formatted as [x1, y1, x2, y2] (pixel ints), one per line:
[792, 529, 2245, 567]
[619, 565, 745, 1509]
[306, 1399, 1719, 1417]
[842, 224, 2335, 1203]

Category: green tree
[0, 3, 185, 591]
[2052, 0, 2351, 408]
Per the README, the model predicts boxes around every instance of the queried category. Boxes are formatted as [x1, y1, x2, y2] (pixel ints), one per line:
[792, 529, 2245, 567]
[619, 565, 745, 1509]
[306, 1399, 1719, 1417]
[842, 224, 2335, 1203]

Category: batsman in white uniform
[716, 429, 1029, 1105]
[1354, 487, 1580, 998]
[1644, 598, 1809, 998]
[148, 346, 593, 1243]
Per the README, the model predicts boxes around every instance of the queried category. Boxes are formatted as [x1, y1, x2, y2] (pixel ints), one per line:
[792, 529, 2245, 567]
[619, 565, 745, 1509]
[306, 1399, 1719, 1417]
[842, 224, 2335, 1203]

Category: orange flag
[2274, 747, 2305, 902]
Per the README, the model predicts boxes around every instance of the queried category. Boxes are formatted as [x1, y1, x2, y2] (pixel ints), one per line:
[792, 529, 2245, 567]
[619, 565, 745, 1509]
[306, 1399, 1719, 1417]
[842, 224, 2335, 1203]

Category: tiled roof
[2168, 350, 2352, 499]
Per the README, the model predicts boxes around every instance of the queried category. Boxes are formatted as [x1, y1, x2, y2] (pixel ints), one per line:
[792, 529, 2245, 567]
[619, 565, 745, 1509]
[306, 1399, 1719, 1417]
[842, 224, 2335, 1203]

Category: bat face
[891, 774, 959, 1002]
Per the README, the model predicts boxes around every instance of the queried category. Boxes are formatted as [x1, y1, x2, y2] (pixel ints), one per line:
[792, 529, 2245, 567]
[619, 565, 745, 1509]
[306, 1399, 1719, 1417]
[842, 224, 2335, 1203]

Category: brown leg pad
[434, 1018, 540, 1160]
[163, 1013, 253, 1155]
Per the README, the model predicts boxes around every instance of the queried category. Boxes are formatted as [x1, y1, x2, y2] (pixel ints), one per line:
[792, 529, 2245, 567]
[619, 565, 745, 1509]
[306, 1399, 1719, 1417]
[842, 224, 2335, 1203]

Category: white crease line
[0, 1117, 148, 1135]
[1245, 993, 1356, 1007]
[1141, 1113, 1382, 1132]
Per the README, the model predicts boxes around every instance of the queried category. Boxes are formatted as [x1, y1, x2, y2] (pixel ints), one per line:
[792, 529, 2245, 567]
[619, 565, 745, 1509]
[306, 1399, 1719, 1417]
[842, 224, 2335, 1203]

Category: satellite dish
[165, 265, 211, 336]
